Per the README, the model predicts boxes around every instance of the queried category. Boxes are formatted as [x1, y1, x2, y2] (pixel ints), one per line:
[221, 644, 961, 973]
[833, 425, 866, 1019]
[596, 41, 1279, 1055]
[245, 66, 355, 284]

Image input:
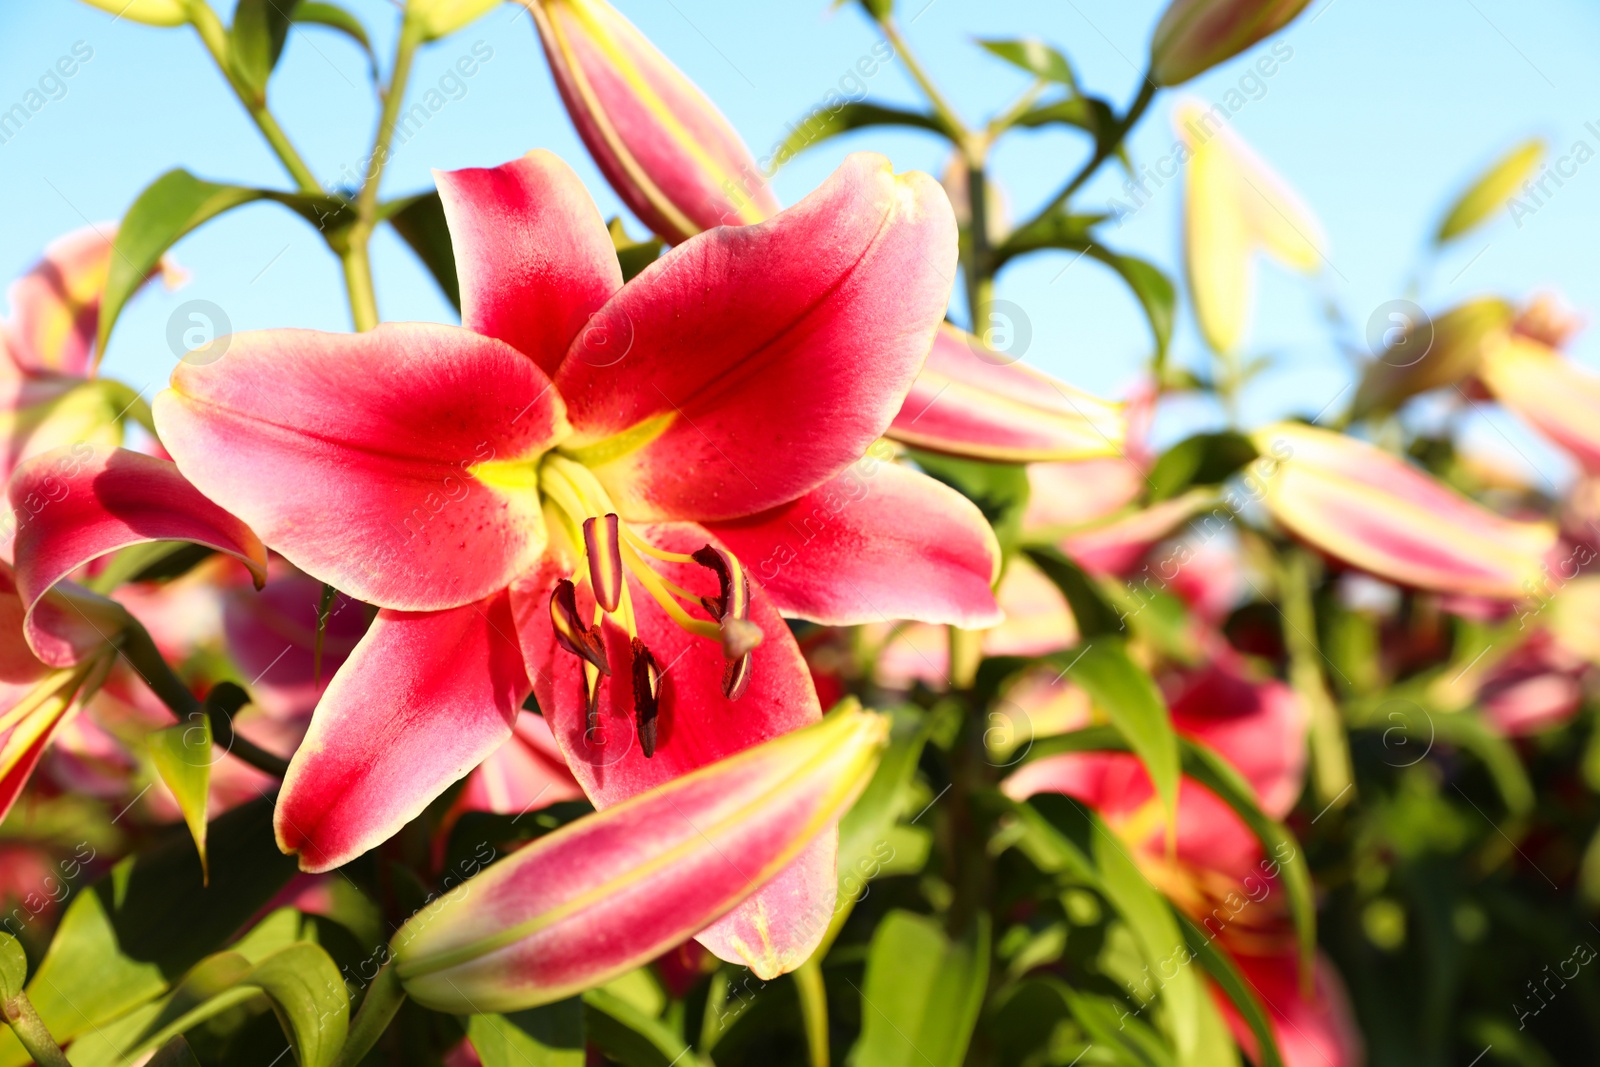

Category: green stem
[987, 79, 1045, 137]
[333, 963, 407, 1067]
[793, 959, 830, 1067]
[1280, 550, 1354, 807]
[119, 624, 291, 778]
[2, 992, 73, 1067]
[876, 16, 970, 145]
[1035, 77, 1156, 220]
[342, 8, 426, 331]
[187, 3, 321, 194]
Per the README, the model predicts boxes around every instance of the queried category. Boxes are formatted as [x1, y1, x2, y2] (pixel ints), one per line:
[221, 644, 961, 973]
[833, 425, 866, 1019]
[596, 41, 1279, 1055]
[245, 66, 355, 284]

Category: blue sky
[3, 0, 1599, 485]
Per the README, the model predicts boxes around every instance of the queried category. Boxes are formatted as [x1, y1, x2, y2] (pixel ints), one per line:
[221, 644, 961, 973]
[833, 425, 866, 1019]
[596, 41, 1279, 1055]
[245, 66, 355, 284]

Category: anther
[631, 637, 662, 758]
[549, 579, 609, 674]
[691, 544, 750, 623]
[722, 651, 753, 700]
[584, 513, 624, 613]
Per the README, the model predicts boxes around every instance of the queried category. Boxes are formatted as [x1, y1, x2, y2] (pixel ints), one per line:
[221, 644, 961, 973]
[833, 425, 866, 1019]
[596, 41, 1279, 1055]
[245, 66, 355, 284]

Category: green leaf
[0, 934, 24, 999]
[1179, 915, 1285, 1067]
[240, 944, 349, 1067]
[583, 989, 702, 1067]
[1010, 95, 1129, 172]
[906, 450, 1029, 558]
[292, 2, 376, 78]
[852, 911, 989, 1067]
[99, 170, 351, 356]
[1051, 642, 1180, 840]
[1435, 138, 1544, 244]
[230, 0, 295, 102]
[1146, 432, 1259, 502]
[386, 192, 461, 310]
[607, 217, 663, 284]
[467, 1001, 585, 1066]
[1060, 986, 1175, 1067]
[1022, 545, 1125, 639]
[776, 101, 945, 165]
[0, 800, 299, 1067]
[466, 1002, 584, 1066]
[993, 209, 1102, 260]
[1083, 246, 1175, 366]
[147, 714, 213, 882]
[822, 706, 936, 953]
[977, 38, 1078, 89]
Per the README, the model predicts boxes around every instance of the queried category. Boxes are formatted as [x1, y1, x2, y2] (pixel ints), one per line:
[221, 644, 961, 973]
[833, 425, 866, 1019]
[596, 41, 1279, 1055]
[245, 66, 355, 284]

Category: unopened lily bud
[1352, 298, 1514, 417]
[1478, 333, 1600, 477]
[76, 0, 188, 26]
[1251, 422, 1556, 600]
[523, 0, 779, 244]
[391, 706, 890, 1013]
[1150, 0, 1312, 86]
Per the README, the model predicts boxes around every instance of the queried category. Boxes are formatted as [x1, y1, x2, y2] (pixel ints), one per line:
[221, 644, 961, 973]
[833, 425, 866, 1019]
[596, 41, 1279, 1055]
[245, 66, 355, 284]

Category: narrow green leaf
[582, 988, 702, 1067]
[1146, 432, 1259, 502]
[993, 209, 1103, 260]
[1022, 545, 1125, 639]
[387, 192, 461, 310]
[977, 38, 1078, 89]
[1010, 96, 1127, 168]
[147, 715, 213, 882]
[229, 0, 295, 101]
[292, 2, 377, 78]
[1052, 642, 1180, 841]
[466, 1001, 585, 1067]
[242, 944, 349, 1067]
[1082, 246, 1175, 365]
[1435, 138, 1544, 244]
[852, 911, 989, 1067]
[1179, 915, 1286, 1067]
[0, 934, 24, 999]
[776, 101, 945, 165]
[99, 170, 259, 357]
[1060, 986, 1175, 1067]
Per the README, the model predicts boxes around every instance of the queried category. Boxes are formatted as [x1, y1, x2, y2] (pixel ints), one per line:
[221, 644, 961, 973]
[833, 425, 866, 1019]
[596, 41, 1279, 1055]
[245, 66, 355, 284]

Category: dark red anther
[722, 651, 753, 701]
[691, 544, 750, 623]
[549, 579, 609, 675]
[631, 636, 662, 758]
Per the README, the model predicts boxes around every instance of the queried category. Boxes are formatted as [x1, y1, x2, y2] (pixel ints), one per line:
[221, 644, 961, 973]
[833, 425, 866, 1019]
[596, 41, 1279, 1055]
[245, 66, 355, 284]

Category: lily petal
[456, 711, 586, 816]
[1479, 333, 1600, 476]
[9, 446, 266, 665]
[554, 153, 958, 523]
[525, 0, 780, 244]
[1214, 950, 1364, 1067]
[152, 323, 568, 612]
[435, 150, 622, 377]
[1254, 422, 1556, 599]
[706, 461, 1002, 628]
[392, 706, 888, 1013]
[513, 522, 830, 975]
[888, 324, 1127, 462]
[6, 224, 116, 375]
[1167, 655, 1307, 820]
[275, 590, 530, 873]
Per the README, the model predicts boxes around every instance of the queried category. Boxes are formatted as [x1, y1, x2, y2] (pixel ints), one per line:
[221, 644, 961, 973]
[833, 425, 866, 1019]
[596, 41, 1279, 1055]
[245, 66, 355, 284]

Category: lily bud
[1351, 297, 1514, 417]
[888, 323, 1127, 462]
[1252, 422, 1556, 600]
[523, 0, 779, 244]
[75, 0, 189, 27]
[1150, 0, 1312, 86]
[391, 705, 889, 1013]
[1478, 333, 1600, 476]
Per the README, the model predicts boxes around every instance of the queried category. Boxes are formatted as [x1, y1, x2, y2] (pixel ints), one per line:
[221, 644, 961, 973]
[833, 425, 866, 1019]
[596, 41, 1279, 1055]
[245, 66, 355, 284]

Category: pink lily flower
[524, 0, 779, 244]
[452, 711, 585, 819]
[1253, 422, 1557, 600]
[146, 150, 997, 975]
[0, 224, 174, 512]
